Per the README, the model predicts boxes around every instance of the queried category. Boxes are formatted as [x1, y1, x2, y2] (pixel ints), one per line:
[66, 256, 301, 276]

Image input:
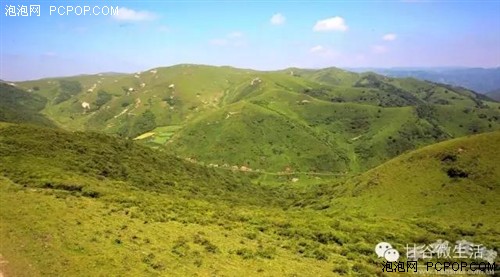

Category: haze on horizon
[1, 0, 500, 81]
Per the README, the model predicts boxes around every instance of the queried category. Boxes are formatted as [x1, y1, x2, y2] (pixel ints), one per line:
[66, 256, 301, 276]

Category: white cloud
[113, 7, 157, 21]
[310, 45, 325, 53]
[383, 33, 397, 41]
[372, 45, 388, 54]
[270, 13, 286, 25]
[313, 16, 348, 32]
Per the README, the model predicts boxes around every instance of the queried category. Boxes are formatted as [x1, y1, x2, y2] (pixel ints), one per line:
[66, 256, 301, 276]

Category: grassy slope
[12, 65, 500, 174]
[297, 131, 500, 231]
[2, 66, 499, 276]
[166, 67, 500, 173]
[166, 85, 500, 173]
[165, 101, 351, 173]
[15, 65, 253, 135]
[0, 83, 54, 127]
[341, 131, 500, 224]
[0, 123, 260, 202]
[1, 124, 499, 276]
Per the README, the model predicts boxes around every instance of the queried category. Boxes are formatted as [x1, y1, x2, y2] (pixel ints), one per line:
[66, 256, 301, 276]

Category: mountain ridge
[355, 67, 500, 94]
[7, 64, 500, 174]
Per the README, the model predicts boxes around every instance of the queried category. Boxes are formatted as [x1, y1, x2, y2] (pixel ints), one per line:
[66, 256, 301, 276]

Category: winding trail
[182, 157, 348, 177]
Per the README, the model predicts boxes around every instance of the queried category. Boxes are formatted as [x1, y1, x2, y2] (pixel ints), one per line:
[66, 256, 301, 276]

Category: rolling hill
[0, 123, 258, 202]
[11, 65, 500, 174]
[0, 123, 500, 276]
[0, 82, 54, 127]
[0, 124, 498, 276]
[304, 131, 500, 227]
[1, 64, 499, 276]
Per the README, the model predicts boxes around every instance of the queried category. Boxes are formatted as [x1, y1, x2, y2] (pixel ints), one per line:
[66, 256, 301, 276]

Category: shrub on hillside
[193, 233, 219, 253]
[129, 110, 157, 138]
[172, 236, 190, 257]
[54, 80, 82, 104]
[235, 248, 254, 259]
[94, 90, 112, 108]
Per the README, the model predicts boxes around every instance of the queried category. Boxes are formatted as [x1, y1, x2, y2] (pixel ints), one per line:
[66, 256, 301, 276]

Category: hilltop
[10, 64, 500, 174]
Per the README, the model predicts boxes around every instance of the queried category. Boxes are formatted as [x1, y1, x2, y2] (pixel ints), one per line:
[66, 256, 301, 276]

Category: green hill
[0, 123, 259, 202]
[344, 131, 500, 224]
[303, 131, 500, 226]
[0, 83, 54, 127]
[162, 68, 500, 172]
[14, 65, 253, 134]
[165, 100, 351, 172]
[10, 64, 500, 174]
[1, 124, 498, 276]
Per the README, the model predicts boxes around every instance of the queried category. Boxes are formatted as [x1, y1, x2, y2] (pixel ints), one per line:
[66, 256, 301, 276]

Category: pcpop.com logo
[375, 242, 400, 262]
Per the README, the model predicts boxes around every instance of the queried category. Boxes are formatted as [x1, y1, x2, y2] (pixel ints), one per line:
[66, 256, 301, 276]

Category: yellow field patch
[134, 132, 155, 140]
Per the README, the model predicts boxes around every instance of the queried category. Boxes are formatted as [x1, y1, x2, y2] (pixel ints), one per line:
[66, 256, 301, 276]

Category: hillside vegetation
[301, 131, 500, 225]
[2, 66, 499, 275]
[0, 83, 54, 127]
[0, 123, 260, 202]
[12, 65, 500, 173]
[0, 124, 498, 276]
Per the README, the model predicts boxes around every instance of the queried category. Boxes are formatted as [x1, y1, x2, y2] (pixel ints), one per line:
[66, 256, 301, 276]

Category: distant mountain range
[347, 67, 500, 94]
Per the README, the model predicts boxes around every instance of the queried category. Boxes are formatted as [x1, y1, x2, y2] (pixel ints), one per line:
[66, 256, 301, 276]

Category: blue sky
[1, 0, 500, 80]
